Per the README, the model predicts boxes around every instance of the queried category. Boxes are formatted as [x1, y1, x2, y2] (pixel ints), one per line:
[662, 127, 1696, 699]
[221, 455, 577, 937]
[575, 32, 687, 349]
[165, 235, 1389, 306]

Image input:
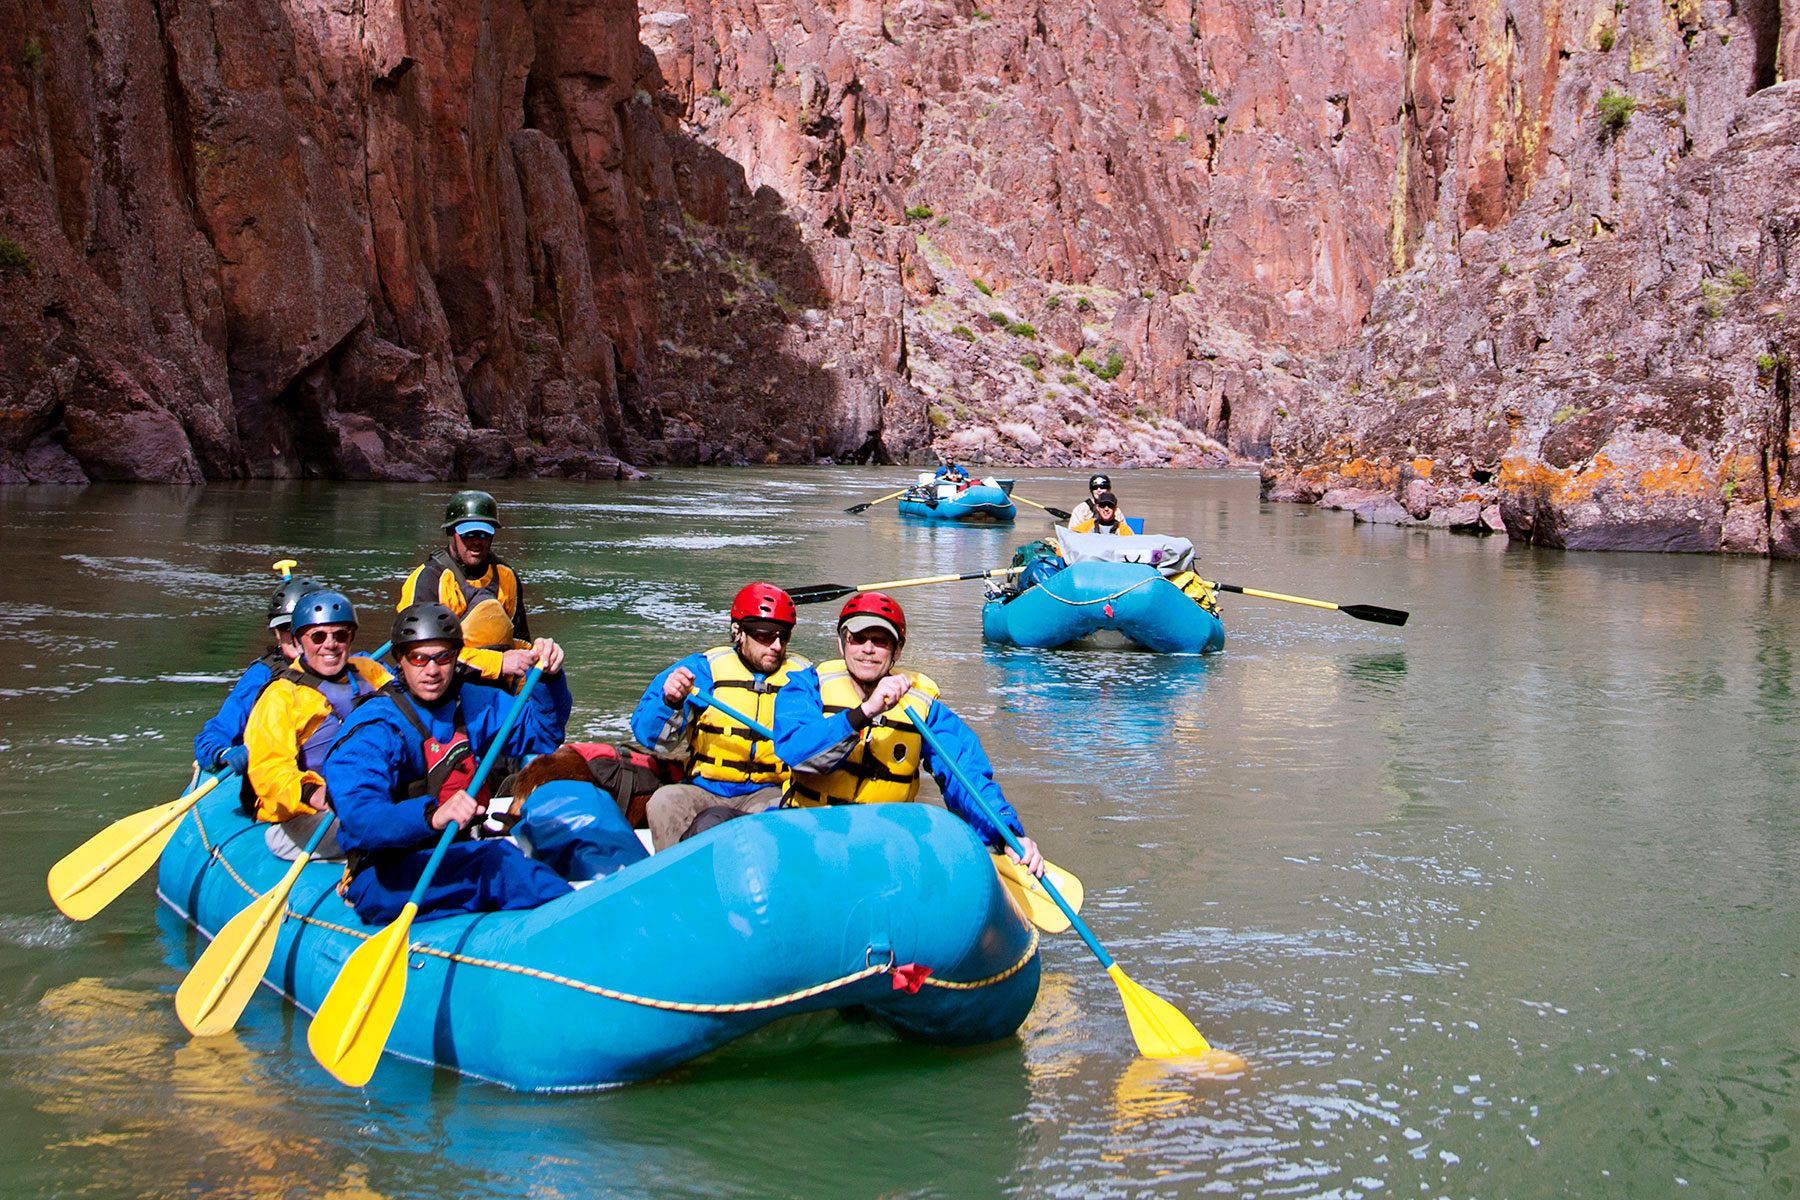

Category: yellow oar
[787, 567, 1020, 606]
[1010, 495, 1073, 520]
[48, 772, 231, 921]
[307, 667, 543, 1086]
[176, 815, 337, 1036]
[911, 718, 1242, 1067]
[844, 488, 908, 515]
[992, 854, 1084, 933]
[1200, 579, 1409, 626]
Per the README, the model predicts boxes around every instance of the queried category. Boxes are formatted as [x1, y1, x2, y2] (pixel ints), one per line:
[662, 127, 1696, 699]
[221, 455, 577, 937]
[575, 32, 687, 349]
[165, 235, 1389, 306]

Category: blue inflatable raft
[156, 784, 1040, 1091]
[897, 480, 1017, 523]
[982, 560, 1226, 654]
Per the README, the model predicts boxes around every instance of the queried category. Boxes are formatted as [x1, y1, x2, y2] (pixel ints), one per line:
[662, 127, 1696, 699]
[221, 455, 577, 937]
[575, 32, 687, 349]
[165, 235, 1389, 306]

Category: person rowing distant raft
[772, 592, 1045, 876]
[934, 455, 971, 484]
[396, 490, 538, 685]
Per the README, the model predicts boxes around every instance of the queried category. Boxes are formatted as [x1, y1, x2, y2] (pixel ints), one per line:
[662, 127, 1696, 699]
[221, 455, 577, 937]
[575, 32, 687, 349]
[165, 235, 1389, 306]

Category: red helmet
[837, 591, 906, 643]
[730, 582, 797, 626]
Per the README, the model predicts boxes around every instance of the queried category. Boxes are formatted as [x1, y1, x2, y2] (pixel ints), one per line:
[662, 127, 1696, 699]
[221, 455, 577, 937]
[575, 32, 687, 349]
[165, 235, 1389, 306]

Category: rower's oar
[307, 666, 544, 1086]
[360, 640, 392, 662]
[48, 771, 233, 921]
[273, 559, 298, 578]
[176, 815, 338, 1036]
[910, 717, 1242, 1068]
[787, 566, 1021, 607]
[687, 685, 1082, 933]
[1011, 495, 1072, 520]
[845, 488, 908, 515]
[1202, 580, 1409, 627]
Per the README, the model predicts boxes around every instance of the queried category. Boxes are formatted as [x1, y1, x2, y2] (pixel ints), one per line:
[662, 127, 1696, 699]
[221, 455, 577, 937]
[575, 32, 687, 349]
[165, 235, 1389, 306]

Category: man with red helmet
[629, 582, 812, 849]
[772, 592, 1044, 875]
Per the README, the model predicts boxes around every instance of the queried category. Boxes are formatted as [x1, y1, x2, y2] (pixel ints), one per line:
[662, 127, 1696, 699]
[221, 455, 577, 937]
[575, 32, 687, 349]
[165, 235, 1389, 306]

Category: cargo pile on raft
[50, 475, 1405, 1091]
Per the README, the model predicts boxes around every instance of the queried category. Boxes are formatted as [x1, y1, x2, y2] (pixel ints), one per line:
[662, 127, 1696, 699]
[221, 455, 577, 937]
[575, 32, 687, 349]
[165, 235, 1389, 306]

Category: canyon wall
[2, 0, 1797, 553]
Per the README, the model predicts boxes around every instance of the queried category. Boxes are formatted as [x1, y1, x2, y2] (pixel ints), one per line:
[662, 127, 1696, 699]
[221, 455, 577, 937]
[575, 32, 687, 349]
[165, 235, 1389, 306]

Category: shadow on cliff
[612, 59, 888, 468]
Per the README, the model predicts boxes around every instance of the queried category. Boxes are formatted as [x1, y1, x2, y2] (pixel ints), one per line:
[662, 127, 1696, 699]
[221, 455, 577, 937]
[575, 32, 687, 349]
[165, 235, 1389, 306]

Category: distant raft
[982, 559, 1226, 654]
[157, 784, 1041, 1092]
[897, 478, 1018, 523]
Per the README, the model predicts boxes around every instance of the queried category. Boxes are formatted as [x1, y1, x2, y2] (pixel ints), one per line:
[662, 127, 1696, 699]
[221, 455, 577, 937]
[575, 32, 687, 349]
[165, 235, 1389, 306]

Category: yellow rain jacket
[785, 662, 941, 807]
[244, 657, 392, 823]
[397, 549, 531, 680]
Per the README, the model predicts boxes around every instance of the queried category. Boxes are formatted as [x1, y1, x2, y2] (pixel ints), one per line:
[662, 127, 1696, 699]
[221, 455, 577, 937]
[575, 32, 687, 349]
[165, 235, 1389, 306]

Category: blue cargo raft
[897, 476, 1017, 523]
[982, 559, 1226, 654]
[157, 785, 1040, 1091]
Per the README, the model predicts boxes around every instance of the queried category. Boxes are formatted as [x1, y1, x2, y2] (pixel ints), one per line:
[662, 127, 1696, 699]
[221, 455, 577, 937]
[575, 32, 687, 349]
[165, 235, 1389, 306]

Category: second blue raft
[982, 559, 1226, 654]
[158, 783, 1040, 1091]
[897, 481, 1017, 523]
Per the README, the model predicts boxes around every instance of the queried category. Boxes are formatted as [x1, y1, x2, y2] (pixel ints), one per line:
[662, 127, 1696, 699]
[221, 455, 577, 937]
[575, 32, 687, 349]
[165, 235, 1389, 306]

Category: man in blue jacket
[323, 602, 573, 923]
[192, 574, 326, 774]
[772, 592, 1043, 875]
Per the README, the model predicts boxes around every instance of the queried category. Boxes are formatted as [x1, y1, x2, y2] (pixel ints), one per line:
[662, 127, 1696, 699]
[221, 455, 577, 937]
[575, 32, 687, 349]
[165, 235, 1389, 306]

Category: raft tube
[981, 559, 1226, 654]
[157, 785, 1040, 1092]
[897, 482, 1017, 524]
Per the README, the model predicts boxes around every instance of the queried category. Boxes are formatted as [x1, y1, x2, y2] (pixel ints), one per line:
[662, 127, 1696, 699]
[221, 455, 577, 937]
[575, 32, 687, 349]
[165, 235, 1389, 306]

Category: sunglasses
[303, 629, 353, 647]
[403, 648, 458, 667]
[740, 625, 790, 645]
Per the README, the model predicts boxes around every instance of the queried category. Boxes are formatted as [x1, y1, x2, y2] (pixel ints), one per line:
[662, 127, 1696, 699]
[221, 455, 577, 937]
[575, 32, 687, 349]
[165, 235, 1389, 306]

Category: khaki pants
[646, 783, 782, 851]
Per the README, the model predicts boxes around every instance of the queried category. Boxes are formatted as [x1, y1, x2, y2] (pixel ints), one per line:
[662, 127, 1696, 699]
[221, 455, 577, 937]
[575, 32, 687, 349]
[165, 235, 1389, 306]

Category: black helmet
[1088, 473, 1112, 491]
[442, 490, 501, 535]
[268, 576, 329, 630]
[391, 602, 465, 650]
[290, 591, 358, 634]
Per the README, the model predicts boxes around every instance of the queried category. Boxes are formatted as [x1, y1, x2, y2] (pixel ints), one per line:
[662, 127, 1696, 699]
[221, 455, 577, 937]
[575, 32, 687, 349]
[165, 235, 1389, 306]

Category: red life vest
[382, 685, 493, 809]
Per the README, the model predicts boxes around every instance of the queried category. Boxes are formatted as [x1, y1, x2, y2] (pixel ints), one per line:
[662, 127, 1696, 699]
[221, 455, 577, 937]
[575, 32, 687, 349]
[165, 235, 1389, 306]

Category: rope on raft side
[194, 806, 1039, 1013]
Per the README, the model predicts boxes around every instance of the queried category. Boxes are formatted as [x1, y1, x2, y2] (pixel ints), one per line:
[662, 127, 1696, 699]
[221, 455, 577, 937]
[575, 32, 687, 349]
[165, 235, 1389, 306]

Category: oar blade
[47, 795, 195, 921]
[1044, 507, 1071, 520]
[307, 909, 416, 1087]
[1108, 963, 1216, 1059]
[787, 583, 854, 606]
[176, 885, 290, 1037]
[843, 502, 872, 514]
[992, 855, 1084, 933]
[1340, 603, 1409, 626]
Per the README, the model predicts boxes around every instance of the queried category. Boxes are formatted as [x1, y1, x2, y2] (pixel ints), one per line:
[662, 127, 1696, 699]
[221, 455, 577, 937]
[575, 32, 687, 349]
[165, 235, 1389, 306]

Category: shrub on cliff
[0, 235, 34, 274]
[1597, 88, 1636, 131]
[905, 204, 934, 221]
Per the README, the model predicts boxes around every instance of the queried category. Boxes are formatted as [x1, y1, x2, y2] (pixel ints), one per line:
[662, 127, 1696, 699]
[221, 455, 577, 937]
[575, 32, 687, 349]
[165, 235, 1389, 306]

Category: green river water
[0, 469, 1795, 1199]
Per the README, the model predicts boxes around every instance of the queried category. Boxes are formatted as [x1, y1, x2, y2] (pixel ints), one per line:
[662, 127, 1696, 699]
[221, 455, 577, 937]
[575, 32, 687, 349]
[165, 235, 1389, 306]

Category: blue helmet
[290, 591, 358, 634]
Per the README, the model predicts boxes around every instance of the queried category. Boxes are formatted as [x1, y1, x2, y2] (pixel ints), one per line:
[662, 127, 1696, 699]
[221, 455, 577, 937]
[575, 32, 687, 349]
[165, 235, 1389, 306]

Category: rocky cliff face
[3, 0, 1796, 555]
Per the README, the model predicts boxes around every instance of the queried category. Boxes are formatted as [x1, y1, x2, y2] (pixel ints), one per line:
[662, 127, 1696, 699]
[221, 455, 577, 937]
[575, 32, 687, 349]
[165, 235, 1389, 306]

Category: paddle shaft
[908, 718, 1113, 970]
[845, 488, 907, 514]
[789, 567, 1020, 606]
[1011, 495, 1072, 520]
[689, 685, 775, 741]
[1203, 580, 1409, 626]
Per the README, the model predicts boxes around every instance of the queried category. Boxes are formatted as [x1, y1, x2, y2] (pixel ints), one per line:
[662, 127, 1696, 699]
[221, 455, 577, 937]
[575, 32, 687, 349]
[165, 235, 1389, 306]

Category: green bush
[1597, 28, 1615, 51]
[1060, 372, 1080, 384]
[1075, 296, 1092, 312]
[23, 38, 43, 69]
[1081, 351, 1125, 381]
[951, 324, 976, 341]
[707, 87, 732, 105]
[1200, 89, 1220, 106]
[1044, 295, 1061, 311]
[1019, 351, 1042, 370]
[0, 235, 34, 274]
[1756, 353, 1778, 374]
[1597, 88, 1636, 131]
[904, 204, 934, 221]
[928, 406, 951, 429]
[1006, 321, 1038, 339]
[973, 278, 993, 296]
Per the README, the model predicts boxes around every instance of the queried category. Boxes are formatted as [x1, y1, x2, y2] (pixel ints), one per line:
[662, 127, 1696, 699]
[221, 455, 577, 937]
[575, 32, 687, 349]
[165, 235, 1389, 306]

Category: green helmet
[442, 490, 500, 535]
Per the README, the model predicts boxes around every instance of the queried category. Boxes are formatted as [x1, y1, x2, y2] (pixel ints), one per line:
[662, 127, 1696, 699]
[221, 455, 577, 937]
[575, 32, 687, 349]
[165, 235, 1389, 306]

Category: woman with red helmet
[771, 592, 1044, 875]
[628, 582, 811, 849]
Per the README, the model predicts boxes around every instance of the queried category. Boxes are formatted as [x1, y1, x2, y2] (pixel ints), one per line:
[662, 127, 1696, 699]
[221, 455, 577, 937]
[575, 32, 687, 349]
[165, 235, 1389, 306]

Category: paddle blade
[787, 583, 854, 606]
[176, 859, 305, 1037]
[993, 855, 1084, 933]
[1341, 603, 1409, 626]
[843, 502, 872, 514]
[1108, 963, 1218, 1059]
[1044, 507, 1071, 520]
[47, 780, 217, 921]
[307, 905, 417, 1087]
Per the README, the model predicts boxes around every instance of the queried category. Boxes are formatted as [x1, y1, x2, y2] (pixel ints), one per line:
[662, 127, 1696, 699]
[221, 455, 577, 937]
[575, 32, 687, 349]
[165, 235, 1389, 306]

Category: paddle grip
[401, 666, 545, 910]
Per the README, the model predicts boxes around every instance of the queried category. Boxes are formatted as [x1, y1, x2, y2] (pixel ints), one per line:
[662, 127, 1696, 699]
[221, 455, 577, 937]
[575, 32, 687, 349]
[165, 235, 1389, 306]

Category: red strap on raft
[890, 963, 933, 993]
[1103, 602, 1115, 618]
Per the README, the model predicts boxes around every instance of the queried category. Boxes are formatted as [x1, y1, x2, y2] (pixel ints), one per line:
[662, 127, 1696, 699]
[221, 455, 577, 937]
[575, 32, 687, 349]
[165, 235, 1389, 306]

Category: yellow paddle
[48, 771, 232, 921]
[1010, 495, 1073, 520]
[786, 567, 1021, 606]
[1200, 579, 1409, 626]
[910, 717, 1242, 1067]
[844, 488, 908, 515]
[307, 667, 544, 1087]
[176, 814, 337, 1036]
[688, 685, 1080, 934]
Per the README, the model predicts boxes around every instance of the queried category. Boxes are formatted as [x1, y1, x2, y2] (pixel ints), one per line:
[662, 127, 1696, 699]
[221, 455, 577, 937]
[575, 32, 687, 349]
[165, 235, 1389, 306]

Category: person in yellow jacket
[771, 592, 1043, 875]
[242, 591, 391, 838]
[1069, 491, 1134, 535]
[629, 584, 811, 850]
[396, 490, 536, 682]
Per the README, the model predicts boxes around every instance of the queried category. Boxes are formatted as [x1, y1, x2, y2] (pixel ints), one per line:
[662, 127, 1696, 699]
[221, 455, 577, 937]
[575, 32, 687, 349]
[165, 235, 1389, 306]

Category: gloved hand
[216, 744, 250, 776]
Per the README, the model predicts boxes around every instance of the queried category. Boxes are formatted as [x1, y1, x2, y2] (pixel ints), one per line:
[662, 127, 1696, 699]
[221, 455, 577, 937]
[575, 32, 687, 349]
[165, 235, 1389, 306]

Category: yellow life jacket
[785, 661, 940, 807]
[689, 647, 812, 785]
[403, 550, 525, 649]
